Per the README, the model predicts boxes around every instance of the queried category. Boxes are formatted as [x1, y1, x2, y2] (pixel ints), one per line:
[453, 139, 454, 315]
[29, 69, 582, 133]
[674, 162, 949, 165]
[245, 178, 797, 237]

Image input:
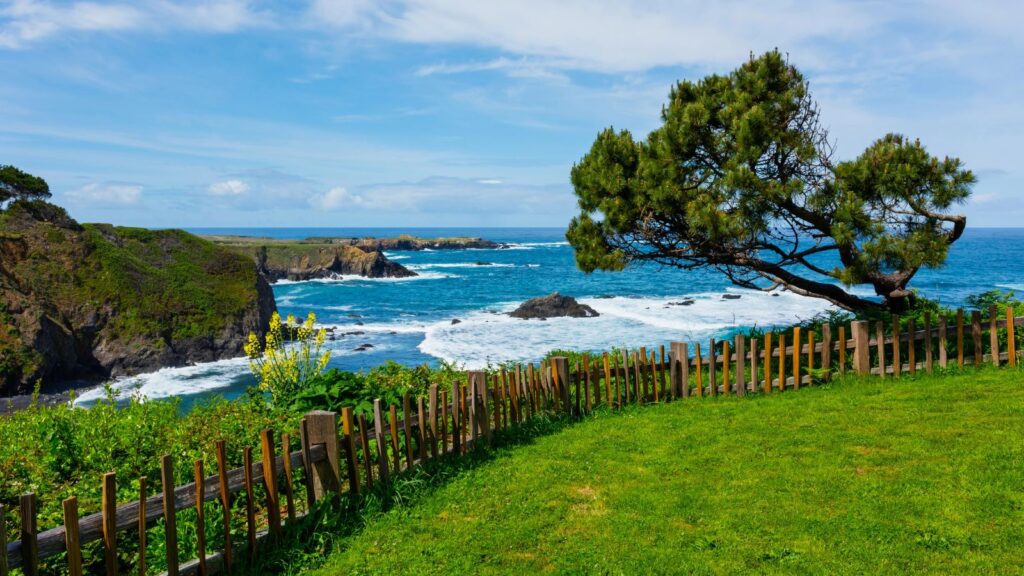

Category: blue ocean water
[76, 228, 1024, 409]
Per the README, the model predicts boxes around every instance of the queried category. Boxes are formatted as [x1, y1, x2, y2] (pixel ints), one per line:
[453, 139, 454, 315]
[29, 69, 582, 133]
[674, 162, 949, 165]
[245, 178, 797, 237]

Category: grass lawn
[310, 369, 1024, 575]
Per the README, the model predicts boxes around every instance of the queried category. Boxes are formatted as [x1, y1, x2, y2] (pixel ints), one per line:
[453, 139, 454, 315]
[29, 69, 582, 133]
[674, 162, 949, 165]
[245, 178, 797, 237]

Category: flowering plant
[244, 311, 330, 404]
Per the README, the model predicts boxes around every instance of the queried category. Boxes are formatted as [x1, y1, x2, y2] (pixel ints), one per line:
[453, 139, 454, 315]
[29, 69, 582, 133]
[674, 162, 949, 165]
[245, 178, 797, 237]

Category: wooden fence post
[0, 503, 7, 576]
[194, 461, 207, 575]
[670, 342, 688, 398]
[763, 333, 772, 393]
[990, 305, 1000, 367]
[61, 498, 82, 576]
[939, 315, 948, 368]
[259, 430, 281, 539]
[20, 493, 38, 576]
[749, 337, 758, 394]
[550, 358, 570, 415]
[341, 408, 360, 495]
[215, 441, 232, 574]
[957, 309, 965, 367]
[373, 400, 391, 484]
[972, 311, 983, 367]
[892, 316, 901, 378]
[924, 313, 934, 374]
[792, 328, 801, 390]
[101, 473, 117, 576]
[708, 339, 717, 396]
[1008, 307, 1017, 367]
[138, 476, 147, 576]
[161, 455, 179, 576]
[876, 322, 886, 377]
[821, 325, 832, 380]
[305, 411, 340, 499]
[734, 335, 745, 396]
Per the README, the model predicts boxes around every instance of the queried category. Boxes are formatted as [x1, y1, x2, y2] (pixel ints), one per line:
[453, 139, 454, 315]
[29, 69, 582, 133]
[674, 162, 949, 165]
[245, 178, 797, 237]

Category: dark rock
[474, 261, 493, 266]
[451, 319, 462, 325]
[772, 293, 780, 297]
[668, 300, 695, 306]
[722, 294, 742, 300]
[594, 295, 615, 299]
[346, 313, 362, 319]
[509, 292, 599, 320]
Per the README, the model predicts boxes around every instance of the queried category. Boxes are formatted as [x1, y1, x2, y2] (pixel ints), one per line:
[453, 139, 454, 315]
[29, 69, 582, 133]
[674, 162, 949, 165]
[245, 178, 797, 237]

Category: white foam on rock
[417, 289, 834, 368]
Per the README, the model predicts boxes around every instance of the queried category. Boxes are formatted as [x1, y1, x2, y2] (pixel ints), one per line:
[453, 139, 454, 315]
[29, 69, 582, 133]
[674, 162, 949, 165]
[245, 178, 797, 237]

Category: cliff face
[210, 240, 416, 283]
[0, 202, 276, 395]
[307, 235, 508, 251]
[253, 244, 416, 282]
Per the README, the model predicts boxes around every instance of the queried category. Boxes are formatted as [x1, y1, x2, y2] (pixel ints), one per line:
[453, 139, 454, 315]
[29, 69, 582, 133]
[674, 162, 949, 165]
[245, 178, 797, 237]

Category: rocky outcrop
[509, 292, 599, 320]
[250, 244, 415, 283]
[0, 201, 276, 395]
[310, 234, 508, 251]
[204, 233, 508, 253]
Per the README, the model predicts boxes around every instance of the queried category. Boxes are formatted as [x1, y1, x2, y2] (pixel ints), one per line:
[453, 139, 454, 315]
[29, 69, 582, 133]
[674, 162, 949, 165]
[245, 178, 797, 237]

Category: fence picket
[892, 316, 901, 378]
[990, 305, 1000, 367]
[61, 499, 81, 576]
[1009, 308, 1017, 367]
[194, 460, 207, 575]
[341, 409, 359, 496]
[972, 311, 983, 367]
[924, 313, 934, 374]
[913, 315, 921, 375]
[957, 309, 965, 368]
[215, 440, 232, 573]
[242, 447, 256, 559]
[161, 455, 179, 575]
[792, 328, 801, 390]
[777, 333, 785, 392]
[137, 477, 147, 576]
[876, 321, 885, 377]
[20, 494, 37, 576]
[764, 333, 772, 393]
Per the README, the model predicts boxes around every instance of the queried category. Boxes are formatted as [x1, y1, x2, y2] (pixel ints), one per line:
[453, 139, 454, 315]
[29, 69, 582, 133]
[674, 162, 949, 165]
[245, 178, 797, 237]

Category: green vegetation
[0, 197, 271, 391]
[567, 50, 974, 313]
[311, 368, 1024, 576]
[0, 391, 287, 574]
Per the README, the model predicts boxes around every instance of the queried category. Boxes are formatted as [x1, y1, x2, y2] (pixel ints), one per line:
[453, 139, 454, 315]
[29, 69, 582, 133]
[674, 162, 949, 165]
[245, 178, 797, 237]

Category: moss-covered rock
[209, 237, 416, 282]
[0, 201, 275, 394]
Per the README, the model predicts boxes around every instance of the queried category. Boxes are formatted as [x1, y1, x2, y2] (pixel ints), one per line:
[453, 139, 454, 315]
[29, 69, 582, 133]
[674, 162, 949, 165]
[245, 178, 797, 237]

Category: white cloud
[207, 179, 249, 196]
[64, 182, 143, 205]
[0, 0, 267, 48]
[309, 186, 361, 211]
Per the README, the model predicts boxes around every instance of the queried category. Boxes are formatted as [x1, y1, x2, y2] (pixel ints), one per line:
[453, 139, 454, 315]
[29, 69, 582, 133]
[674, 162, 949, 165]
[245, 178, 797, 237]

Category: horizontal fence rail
[2, 307, 1021, 575]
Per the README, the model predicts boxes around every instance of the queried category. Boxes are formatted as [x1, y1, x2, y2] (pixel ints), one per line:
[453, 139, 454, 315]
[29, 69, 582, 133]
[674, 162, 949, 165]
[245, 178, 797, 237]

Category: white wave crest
[418, 289, 833, 369]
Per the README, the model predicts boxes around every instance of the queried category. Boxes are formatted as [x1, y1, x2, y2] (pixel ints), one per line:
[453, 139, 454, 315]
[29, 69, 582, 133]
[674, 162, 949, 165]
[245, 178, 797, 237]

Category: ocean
[74, 227, 1024, 410]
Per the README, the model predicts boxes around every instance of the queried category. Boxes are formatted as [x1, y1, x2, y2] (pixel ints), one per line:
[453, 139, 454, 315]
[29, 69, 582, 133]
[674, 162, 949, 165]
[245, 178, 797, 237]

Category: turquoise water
[75, 227, 1024, 409]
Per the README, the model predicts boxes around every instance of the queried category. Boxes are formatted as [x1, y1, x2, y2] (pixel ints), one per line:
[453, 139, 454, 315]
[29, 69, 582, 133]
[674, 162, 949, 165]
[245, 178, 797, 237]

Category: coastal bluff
[205, 234, 506, 283]
[0, 201, 276, 395]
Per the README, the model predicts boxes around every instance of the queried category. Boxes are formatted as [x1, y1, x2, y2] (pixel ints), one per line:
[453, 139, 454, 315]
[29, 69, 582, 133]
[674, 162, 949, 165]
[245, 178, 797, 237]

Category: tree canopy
[0, 165, 51, 208]
[567, 50, 974, 312]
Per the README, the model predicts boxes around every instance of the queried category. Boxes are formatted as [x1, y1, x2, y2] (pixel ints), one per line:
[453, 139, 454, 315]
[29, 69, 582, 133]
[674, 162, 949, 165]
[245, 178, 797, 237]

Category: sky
[1, 0, 1022, 228]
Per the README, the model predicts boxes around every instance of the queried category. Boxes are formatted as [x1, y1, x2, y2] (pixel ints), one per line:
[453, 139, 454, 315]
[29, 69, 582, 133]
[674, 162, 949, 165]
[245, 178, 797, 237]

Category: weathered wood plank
[62, 498, 81, 576]
[215, 441, 232, 574]
[194, 461, 207, 576]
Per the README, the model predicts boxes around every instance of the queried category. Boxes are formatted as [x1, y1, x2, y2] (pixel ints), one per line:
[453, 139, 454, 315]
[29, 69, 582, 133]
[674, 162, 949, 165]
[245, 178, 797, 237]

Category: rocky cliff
[0, 201, 276, 395]
[307, 234, 508, 251]
[207, 237, 417, 283]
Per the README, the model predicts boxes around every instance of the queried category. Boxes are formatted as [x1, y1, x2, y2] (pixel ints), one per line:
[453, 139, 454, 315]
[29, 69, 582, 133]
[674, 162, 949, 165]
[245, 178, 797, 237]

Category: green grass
[311, 369, 1024, 575]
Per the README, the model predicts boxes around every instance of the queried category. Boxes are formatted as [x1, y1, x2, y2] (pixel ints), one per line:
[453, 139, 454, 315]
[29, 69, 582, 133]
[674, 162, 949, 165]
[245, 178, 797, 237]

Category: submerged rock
[509, 292, 599, 320]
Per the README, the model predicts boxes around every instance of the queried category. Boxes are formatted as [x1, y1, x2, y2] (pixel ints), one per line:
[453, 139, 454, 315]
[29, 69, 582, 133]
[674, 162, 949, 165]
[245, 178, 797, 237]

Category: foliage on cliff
[0, 199, 274, 393]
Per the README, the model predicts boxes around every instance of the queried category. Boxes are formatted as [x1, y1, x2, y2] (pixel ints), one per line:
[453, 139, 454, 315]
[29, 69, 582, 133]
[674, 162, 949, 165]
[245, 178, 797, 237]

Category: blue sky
[1, 0, 1021, 228]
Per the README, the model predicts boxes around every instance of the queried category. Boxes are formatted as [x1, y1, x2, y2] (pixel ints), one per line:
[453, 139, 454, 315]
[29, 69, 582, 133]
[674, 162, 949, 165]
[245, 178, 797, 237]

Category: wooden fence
[3, 306, 1021, 575]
